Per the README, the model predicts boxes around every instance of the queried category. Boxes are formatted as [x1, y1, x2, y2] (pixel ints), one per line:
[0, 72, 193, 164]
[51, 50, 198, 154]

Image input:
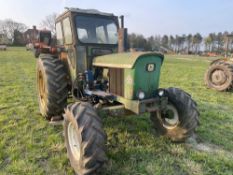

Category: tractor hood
[93, 52, 164, 100]
[93, 52, 164, 69]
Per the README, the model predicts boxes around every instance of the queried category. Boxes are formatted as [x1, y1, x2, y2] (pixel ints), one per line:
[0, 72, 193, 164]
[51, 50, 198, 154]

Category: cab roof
[57, 7, 115, 20]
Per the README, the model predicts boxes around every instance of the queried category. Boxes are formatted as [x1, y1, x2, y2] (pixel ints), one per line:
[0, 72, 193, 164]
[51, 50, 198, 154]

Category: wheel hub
[211, 70, 227, 85]
[67, 123, 81, 161]
[38, 70, 46, 108]
[160, 104, 179, 129]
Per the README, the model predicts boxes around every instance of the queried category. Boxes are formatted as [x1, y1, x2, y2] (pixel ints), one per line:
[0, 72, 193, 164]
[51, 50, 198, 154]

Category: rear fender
[210, 58, 229, 65]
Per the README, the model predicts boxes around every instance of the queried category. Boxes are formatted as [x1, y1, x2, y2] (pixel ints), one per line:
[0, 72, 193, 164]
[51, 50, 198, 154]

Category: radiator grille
[109, 68, 124, 97]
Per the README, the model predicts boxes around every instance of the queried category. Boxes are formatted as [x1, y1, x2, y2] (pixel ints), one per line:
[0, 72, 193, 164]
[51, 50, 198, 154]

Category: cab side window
[63, 17, 73, 44]
[56, 22, 63, 45]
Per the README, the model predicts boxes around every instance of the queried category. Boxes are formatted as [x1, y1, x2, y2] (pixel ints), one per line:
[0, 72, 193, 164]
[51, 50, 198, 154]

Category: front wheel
[64, 102, 107, 175]
[150, 87, 200, 142]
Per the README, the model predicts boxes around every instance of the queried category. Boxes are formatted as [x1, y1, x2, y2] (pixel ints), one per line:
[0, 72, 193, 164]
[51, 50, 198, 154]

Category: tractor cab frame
[55, 8, 123, 83]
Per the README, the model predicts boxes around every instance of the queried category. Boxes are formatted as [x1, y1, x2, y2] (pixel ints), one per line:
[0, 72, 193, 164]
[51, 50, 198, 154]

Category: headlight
[158, 89, 165, 97]
[138, 91, 145, 100]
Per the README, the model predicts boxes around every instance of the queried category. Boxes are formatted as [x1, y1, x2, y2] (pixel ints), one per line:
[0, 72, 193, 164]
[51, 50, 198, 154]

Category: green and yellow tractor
[36, 8, 200, 175]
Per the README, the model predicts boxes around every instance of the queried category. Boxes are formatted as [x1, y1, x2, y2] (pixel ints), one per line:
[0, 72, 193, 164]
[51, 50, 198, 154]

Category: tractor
[205, 35, 233, 91]
[36, 8, 200, 175]
[33, 30, 52, 58]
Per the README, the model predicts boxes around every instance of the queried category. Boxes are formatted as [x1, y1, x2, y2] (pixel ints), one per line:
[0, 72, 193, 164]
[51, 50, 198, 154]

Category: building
[24, 26, 39, 44]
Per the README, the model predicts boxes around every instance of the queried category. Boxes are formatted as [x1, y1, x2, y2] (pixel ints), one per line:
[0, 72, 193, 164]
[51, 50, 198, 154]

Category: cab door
[56, 17, 76, 82]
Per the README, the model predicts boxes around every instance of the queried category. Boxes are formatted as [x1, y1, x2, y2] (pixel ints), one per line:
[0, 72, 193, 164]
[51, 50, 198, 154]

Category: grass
[0, 47, 232, 175]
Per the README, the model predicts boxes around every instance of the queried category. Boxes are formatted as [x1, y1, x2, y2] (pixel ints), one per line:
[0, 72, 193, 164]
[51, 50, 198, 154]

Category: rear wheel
[150, 87, 199, 142]
[204, 61, 233, 91]
[64, 102, 107, 175]
[37, 55, 68, 120]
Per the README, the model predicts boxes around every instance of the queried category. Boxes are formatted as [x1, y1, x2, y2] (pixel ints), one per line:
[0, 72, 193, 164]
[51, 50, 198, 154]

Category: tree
[127, 31, 233, 55]
[204, 35, 213, 52]
[13, 29, 25, 45]
[147, 36, 155, 50]
[186, 34, 193, 53]
[40, 13, 57, 35]
[161, 35, 169, 48]
[175, 35, 185, 53]
[169, 35, 175, 51]
[192, 33, 202, 54]
[216, 32, 224, 53]
[0, 19, 27, 41]
[209, 33, 217, 52]
[128, 33, 152, 51]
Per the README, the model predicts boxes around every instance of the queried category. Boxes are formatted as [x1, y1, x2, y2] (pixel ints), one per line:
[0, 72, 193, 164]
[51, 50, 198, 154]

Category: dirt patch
[185, 136, 233, 159]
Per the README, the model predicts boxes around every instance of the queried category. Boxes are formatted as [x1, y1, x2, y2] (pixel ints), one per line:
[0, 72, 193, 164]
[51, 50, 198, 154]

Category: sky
[0, 0, 232, 37]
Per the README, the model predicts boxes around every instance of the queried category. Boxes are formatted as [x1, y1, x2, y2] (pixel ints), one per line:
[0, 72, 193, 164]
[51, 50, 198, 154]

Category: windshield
[39, 32, 51, 45]
[75, 16, 118, 44]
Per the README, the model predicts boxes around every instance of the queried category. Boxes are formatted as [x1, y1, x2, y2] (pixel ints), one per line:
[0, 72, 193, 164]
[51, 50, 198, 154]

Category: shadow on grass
[101, 114, 192, 175]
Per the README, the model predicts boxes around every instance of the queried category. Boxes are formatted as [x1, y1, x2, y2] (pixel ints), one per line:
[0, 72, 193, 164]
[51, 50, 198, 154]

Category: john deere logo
[147, 64, 155, 72]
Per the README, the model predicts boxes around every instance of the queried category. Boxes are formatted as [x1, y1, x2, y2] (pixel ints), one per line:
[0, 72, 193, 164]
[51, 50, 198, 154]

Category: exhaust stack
[118, 15, 128, 53]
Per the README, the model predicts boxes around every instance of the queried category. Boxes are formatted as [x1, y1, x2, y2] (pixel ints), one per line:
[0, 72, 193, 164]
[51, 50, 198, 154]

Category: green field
[0, 47, 232, 175]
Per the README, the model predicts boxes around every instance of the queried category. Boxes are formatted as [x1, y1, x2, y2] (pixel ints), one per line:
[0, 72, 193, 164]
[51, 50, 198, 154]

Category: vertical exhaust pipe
[118, 15, 128, 53]
[120, 15, 124, 28]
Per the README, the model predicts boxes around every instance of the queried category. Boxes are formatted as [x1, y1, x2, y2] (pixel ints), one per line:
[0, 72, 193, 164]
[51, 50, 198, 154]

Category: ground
[0, 47, 232, 175]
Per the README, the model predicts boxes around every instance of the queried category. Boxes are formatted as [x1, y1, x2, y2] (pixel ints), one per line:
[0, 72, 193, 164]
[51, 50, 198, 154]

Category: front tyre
[64, 102, 107, 175]
[150, 87, 199, 142]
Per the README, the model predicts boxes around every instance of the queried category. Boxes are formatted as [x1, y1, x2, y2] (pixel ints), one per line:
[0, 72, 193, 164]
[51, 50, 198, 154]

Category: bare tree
[40, 13, 57, 35]
[0, 19, 27, 40]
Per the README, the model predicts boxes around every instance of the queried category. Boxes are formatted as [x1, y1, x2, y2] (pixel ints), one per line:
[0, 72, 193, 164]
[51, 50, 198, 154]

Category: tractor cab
[33, 30, 52, 57]
[37, 30, 52, 46]
[55, 8, 127, 80]
[54, 8, 165, 110]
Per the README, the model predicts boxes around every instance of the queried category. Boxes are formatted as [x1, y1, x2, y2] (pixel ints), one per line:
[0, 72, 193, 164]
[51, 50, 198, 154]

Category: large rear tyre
[64, 102, 107, 175]
[37, 55, 68, 120]
[150, 87, 199, 142]
[204, 61, 233, 91]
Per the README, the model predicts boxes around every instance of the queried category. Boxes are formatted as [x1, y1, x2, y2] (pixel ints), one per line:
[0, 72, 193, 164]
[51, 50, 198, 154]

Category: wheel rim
[210, 69, 227, 85]
[67, 122, 81, 161]
[159, 104, 179, 129]
[38, 70, 46, 108]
